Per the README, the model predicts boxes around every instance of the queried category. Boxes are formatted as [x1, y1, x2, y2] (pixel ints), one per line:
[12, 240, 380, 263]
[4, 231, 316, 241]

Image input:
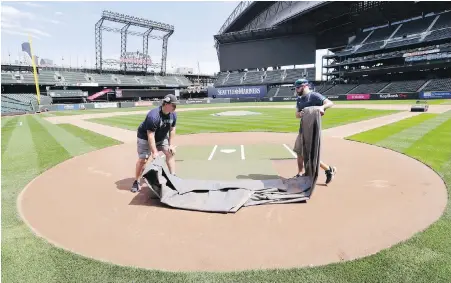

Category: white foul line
[283, 144, 297, 158]
[240, 145, 245, 160]
[208, 145, 218, 160]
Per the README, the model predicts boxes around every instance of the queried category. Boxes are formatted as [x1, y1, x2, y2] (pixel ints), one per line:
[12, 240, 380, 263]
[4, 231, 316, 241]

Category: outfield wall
[33, 91, 450, 114]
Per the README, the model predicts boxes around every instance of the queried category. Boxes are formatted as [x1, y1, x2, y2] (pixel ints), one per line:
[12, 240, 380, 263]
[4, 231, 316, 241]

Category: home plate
[220, 149, 236, 154]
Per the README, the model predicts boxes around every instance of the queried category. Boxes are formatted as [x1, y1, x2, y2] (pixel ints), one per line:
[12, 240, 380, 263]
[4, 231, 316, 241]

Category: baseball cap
[163, 94, 179, 104]
[294, 78, 309, 88]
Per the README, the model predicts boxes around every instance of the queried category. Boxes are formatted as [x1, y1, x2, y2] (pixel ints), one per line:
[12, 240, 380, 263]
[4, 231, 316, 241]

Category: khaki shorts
[293, 133, 303, 157]
[137, 138, 169, 160]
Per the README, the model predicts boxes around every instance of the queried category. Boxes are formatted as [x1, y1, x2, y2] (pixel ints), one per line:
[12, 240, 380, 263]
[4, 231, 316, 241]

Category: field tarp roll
[141, 107, 322, 213]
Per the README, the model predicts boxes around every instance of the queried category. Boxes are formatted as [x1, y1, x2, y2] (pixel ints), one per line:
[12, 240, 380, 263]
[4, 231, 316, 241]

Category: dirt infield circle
[19, 132, 447, 272]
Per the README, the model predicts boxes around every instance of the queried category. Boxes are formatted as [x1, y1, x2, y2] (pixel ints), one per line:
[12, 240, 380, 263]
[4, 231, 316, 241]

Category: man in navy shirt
[131, 94, 178, 193]
[292, 79, 337, 184]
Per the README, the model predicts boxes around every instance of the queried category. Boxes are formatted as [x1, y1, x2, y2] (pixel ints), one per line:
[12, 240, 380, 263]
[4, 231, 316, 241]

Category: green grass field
[88, 108, 399, 134]
[2, 108, 451, 283]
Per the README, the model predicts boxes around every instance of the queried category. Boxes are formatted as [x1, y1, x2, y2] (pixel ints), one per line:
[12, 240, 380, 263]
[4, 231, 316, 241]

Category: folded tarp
[141, 106, 322, 213]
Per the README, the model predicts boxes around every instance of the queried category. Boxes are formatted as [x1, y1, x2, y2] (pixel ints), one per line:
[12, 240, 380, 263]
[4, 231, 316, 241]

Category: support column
[142, 28, 153, 72]
[95, 18, 104, 71]
[120, 23, 131, 72]
[161, 30, 173, 75]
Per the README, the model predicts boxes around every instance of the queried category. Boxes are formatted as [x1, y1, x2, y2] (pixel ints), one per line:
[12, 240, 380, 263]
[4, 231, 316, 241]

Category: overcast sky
[1, 1, 327, 79]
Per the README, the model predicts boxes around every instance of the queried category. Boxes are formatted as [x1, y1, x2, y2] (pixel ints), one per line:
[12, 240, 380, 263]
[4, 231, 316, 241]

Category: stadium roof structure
[95, 10, 174, 74]
[215, 1, 451, 51]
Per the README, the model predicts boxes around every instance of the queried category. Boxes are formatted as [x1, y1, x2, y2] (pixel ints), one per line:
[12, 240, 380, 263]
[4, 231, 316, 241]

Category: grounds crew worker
[292, 78, 337, 184]
[131, 94, 178, 193]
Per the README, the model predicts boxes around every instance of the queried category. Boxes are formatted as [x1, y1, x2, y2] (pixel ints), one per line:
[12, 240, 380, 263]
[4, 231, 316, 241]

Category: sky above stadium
[1, 1, 326, 78]
[1, 1, 240, 74]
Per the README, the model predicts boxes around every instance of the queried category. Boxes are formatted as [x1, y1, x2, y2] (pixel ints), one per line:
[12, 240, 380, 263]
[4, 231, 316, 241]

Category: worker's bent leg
[132, 138, 151, 192]
[162, 149, 176, 175]
[293, 133, 304, 176]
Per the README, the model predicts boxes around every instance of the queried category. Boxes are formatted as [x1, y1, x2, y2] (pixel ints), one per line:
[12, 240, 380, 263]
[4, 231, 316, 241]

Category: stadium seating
[0, 93, 53, 115]
[323, 84, 358, 95]
[242, 71, 264, 85]
[380, 80, 427, 93]
[348, 82, 389, 94]
[424, 28, 451, 42]
[1, 69, 193, 88]
[430, 12, 451, 30]
[276, 86, 295, 97]
[422, 78, 451, 91]
[61, 72, 90, 84]
[393, 17, 435, 37]
[264, 70, 285, 84]
[337, 12, 451, 56]
[314, 84, 334, 93]
[223, 72, 244, 86]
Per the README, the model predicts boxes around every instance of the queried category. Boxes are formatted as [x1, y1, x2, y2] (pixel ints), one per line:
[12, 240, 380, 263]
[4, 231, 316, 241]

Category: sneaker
[131, 180, 141, 193]
[325, 166, 337, 184]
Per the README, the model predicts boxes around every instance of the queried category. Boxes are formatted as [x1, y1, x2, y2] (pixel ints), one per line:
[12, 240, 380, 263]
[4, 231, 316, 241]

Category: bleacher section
[323, 84, 358, 95]
[1, 93, 53, 115]
[1, 70, 193, 87]
[381, 80, 427, 93]
[336, 11, 451, 56]
[276, 87, 295, 97]
[242, 71, 264, 85]
[264, 70, 284, 84]
[213, 68, 315, 87]
[348, 82, 390, 94]
[422, 78, 451, 92]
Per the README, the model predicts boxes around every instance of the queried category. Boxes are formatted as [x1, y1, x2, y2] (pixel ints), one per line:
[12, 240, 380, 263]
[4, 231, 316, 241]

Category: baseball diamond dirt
[18, 104, 450, 272]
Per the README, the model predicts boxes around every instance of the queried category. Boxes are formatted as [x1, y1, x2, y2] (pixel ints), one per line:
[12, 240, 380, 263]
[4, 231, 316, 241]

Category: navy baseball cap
[163, 94, 179, 104]
[294, 78, 309, 87]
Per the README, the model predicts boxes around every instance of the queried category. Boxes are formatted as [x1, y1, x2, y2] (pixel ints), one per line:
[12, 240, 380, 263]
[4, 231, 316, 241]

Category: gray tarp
[141, 107, 322, 213]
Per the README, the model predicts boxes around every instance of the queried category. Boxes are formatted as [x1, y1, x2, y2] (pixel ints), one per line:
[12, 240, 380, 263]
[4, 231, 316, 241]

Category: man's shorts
[293, 133, 303, 157]
[137, 138, 169, 159]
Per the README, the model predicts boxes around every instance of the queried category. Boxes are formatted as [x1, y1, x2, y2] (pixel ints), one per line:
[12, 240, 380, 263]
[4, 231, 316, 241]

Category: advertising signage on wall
[208, 85, 267, 98]
[420, 91, 451, 99]
[377, 93, 418, 100]
[347, 94, 370, 100]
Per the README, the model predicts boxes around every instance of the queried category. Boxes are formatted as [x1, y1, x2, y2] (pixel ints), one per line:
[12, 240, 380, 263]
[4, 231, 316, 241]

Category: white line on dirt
[283, 144, 297, 158]
[240, 145, 245, 160]
[208, 145, 218, 160]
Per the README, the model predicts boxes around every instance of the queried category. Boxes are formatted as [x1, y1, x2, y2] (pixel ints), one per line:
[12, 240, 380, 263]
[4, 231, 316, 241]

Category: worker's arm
[147, 131, 159, 157]
[322, 98, 334, 110]
[168, 126, 176, 146]
[295, 108, 303, 119]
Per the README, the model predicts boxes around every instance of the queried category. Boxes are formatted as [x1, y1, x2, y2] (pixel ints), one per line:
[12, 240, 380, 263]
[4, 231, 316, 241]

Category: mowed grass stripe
[376, 112, 451, 152]
[2, 116, 15, 127]
[2, 117, 124, 283]
[33, 115, 96, 157]
[341, 111, 451, 283]
[1, 116, 19, 157]
[2, 116, 40, 229]
[27, 116, 72, 175]
[57, 124, 122, 149]
[348, 113, 437, 144]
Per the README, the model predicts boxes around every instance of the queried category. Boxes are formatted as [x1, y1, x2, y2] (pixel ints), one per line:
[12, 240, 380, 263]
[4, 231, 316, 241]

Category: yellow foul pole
[28, 34, 41, 105]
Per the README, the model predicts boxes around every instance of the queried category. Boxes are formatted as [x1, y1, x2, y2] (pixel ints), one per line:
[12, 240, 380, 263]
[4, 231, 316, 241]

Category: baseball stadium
[2, 1, 451, 282]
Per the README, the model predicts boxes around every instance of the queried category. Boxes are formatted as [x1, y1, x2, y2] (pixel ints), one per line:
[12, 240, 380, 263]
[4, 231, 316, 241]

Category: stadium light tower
[95, 10, 174, 74]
